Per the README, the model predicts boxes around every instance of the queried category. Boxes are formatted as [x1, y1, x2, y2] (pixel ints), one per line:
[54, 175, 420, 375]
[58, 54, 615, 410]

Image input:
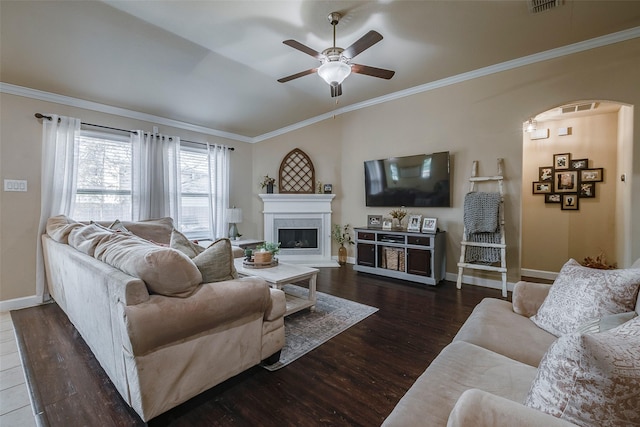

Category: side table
[231, 238, 264, 249]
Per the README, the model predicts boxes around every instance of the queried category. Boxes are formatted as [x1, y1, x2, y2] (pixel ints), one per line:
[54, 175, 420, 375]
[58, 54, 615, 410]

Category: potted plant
[260, 175, 276, 194]
[332, 224, 355, 265]
[254, 241, 281, 264]
[389, 208, 407, 229]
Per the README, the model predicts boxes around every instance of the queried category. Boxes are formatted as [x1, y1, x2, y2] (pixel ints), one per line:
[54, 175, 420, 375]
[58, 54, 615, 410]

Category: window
[72, 131, 133, 221]
[179, 144, 212, 239]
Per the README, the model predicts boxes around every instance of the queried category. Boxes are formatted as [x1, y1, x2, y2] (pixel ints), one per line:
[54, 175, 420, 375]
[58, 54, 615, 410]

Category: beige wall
[0, 93, 254, 302]
[522, 112, 618, 273]
[253, 38, 640, 283]
[2, 38, 639, 304]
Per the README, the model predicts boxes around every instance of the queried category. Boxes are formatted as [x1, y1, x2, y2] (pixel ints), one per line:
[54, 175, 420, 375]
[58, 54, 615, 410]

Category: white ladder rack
[456, 159, 508, 297]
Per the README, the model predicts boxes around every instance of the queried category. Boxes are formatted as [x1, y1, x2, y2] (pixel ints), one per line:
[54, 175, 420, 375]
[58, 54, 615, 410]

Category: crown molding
[3, 26, 638, 144]
[0, 83, 252, 143]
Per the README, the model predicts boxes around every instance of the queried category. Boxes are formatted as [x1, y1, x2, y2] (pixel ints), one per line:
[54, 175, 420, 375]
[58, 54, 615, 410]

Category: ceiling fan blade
[351, 63, 395, 80]
[277, 68, 318, 83]
[330, 84, 343, 98]
[342, 30, 383, 59]
[283, 40, 323, 60]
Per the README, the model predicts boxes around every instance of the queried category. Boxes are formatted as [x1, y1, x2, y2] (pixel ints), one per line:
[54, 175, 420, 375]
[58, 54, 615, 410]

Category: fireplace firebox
[278, 228, 318, 249]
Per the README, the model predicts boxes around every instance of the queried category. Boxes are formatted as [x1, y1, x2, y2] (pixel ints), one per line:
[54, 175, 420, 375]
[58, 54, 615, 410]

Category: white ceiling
[2, 1, 640, 140]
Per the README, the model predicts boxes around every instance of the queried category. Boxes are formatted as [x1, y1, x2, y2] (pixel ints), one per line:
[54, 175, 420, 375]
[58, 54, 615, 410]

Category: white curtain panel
[36, 114, 81, 301]
[207, 144, 231, 239]
[131, 132, 181, 221]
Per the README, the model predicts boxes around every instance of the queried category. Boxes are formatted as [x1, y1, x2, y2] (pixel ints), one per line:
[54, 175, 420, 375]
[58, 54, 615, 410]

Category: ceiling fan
[278, 12, 395, 97]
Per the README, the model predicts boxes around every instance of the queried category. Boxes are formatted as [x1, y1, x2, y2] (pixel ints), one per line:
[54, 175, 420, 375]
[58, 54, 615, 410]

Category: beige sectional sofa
[42, 216, 286, 421]
[383, 259, 640, 426]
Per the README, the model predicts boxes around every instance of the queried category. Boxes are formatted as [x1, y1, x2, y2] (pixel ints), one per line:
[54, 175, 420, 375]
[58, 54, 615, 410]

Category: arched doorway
[520, 100, 634, 279]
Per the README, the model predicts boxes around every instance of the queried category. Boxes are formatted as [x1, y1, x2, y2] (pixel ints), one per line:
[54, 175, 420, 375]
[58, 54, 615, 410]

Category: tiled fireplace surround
[260, 193, 338, 267]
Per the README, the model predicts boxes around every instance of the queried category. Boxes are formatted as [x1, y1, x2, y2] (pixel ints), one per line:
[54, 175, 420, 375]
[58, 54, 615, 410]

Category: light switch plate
[4, 179, 28, 192]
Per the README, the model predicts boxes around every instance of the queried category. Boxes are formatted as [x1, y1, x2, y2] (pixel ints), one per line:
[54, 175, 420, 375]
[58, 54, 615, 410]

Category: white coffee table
[234, 258, 318, 316]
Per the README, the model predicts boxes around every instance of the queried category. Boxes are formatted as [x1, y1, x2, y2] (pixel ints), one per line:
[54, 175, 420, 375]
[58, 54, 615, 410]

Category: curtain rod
[34, 113, 234, 150]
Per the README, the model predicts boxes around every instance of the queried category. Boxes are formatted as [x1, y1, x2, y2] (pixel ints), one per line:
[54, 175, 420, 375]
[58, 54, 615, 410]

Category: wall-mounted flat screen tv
[364, 151, 451, 207]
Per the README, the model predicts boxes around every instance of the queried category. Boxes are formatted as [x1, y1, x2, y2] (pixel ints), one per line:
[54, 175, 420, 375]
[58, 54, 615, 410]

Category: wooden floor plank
[12, 265, 505, 426]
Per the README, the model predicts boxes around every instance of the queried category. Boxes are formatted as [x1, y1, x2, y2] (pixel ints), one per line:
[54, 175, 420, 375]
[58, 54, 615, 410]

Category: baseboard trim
[0, 295, 43, 312]
[520, 268, 558, 281]
[446, 272, 516, 293]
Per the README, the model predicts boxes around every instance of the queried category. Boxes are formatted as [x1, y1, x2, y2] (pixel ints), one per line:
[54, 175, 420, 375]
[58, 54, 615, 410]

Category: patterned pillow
[192, 238, 239, 283]
[530, 259, 640, 336]
[523, 317, 640, 426]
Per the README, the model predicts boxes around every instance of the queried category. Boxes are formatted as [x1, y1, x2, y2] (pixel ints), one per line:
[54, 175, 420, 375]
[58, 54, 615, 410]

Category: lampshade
[227, 207, 243, 224]
[317, 61, 351, 86]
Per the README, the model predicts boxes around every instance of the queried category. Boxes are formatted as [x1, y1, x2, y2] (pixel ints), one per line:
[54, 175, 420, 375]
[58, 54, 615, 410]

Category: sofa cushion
[453, 298, 557, 367]
[523, 317, 640, 426]
[530, 259, 640, 336]
[170, 229, 205, 258]
[123, 277, 270, 355]
[108, 219, 129, 233]
[68, 223, 117, 257]
[119, 217, 174, 245]
[381, 341, 538, 427]
[192, 238, 239, 283]
[46, 215, 84, 244]
[75, 225, 203, 297]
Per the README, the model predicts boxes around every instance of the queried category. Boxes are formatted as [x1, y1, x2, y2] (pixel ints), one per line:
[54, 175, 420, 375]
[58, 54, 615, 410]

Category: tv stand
[353, 227, 446, 286]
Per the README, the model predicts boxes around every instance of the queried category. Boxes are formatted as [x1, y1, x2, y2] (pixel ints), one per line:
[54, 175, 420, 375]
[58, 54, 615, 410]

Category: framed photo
[532, 181, 552, 194]
[367, 215, 382, 228]
[323, 184, 333, 194]
[571, 158, 588, 169]
[421, 217, 437, 233]
[580, 168, 603, 182]
[545, 193, 561, 204]
[554, 170, 578, 193]
[382, 218, 393, 230]
[539, 166, 553, 182]
[579, 182, 596, 198]
[407, 214, 422, 232]
[553, 153, 571, 170]
[561, 194, 579, 210]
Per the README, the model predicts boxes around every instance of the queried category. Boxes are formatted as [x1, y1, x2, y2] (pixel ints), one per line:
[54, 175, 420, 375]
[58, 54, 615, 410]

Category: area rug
[262, 285, 378, 371]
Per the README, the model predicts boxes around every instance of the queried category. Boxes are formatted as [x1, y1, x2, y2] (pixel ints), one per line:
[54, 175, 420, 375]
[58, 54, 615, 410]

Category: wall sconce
[227, 207, 243, 240]
[524, 118, 538, 133]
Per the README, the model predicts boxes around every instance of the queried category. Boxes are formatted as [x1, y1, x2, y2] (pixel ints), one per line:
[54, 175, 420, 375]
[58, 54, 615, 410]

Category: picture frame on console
[422, 218, 437, 233]
[407, 215, 422, 232]
[382, 218, 393, 230]
[367, 215, 383, 228]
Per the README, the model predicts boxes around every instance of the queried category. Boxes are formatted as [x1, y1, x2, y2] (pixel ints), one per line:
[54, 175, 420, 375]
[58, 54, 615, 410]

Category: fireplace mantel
[260, 193, 338, 267]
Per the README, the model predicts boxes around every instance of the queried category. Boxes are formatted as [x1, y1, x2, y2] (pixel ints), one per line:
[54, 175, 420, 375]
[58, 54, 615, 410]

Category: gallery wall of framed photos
[531, 152, 603, 211]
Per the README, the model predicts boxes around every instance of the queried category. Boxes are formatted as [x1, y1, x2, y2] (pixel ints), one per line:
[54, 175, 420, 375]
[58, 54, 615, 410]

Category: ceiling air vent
[562, 102, 600, 114]
[528, 0, 562, 14]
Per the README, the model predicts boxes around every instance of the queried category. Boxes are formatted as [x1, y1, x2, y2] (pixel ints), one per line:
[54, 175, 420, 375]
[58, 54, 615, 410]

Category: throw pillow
[46, 215, 83, 243]
[523, 317, 640, 426]
[120, 217, 174, 245]
[170, 229, 205, 258]
[108, 219, 129, 233]
[530, 259, 640, 336]
[192, 238, 238, 283]
[575, 312, 637, 335]
[93, 231, 202, 297]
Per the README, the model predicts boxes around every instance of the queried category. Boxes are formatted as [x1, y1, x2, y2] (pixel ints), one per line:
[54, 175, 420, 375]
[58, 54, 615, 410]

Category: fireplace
[260, 193, 338, 267]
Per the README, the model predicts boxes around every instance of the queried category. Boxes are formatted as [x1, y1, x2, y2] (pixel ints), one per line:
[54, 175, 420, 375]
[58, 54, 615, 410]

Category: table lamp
[227, 207, 243, 240]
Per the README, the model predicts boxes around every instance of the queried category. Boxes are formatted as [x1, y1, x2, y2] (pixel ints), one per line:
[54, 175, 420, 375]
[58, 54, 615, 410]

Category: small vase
[338, 244, 347, 265]
[266, 183, 274, 194]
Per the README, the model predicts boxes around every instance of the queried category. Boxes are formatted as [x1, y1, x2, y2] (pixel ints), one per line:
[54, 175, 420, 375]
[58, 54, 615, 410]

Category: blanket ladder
[456, 159, 508, 297]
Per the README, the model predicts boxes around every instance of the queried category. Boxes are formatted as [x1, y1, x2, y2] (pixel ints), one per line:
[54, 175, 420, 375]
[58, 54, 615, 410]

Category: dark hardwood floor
[12, 265, 507, 426]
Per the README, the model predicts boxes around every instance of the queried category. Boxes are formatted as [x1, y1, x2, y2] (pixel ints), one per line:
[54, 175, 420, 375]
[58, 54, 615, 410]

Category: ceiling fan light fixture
[318, 61, 351, 86]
